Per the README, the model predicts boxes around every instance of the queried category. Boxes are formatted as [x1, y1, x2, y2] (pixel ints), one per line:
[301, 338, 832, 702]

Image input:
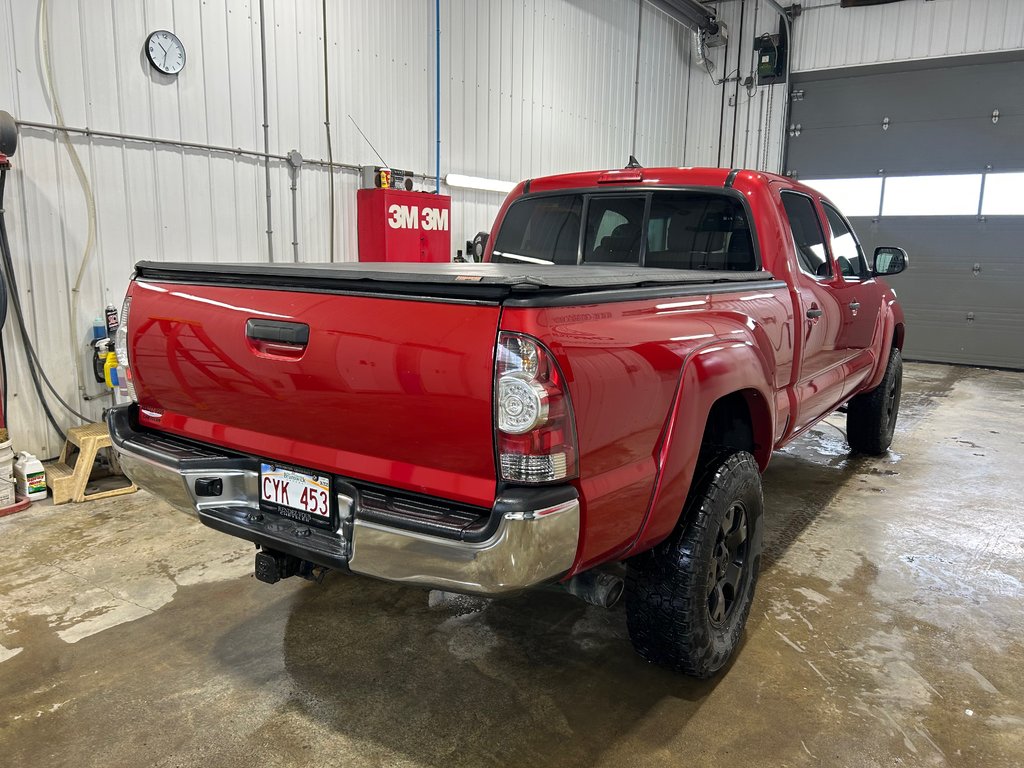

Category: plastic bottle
[0, 438, 14, 507]
[92, 316, 106, 341]
[0, 438, 13, 477]
[14, 452, 47, 502]
[105, 303, 120, 339]
[103, 350, 119, 388]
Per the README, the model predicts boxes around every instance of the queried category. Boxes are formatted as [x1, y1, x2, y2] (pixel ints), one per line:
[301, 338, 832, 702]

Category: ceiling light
[445, 174, 517, 194]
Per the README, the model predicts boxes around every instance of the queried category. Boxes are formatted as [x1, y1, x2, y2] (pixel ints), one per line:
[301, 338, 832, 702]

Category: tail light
[113, 293, 137, 402]
[495, 332, 578, 483]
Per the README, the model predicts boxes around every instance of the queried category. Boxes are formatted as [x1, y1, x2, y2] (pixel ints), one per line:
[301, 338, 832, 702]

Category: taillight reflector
[495, 332, 577, 483]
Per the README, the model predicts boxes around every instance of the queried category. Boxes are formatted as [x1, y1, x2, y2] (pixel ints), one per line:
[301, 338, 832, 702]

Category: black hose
[0, 168, 92, 442]
[0, 338, 7, 422]
[0, 183, 68, 441]
[0, 244, 7, 421]
[0, 241, 6, 331]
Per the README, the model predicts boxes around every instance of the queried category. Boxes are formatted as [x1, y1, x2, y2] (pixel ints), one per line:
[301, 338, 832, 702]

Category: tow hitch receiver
[255, 549, 300, 584]
[255, 549, 328, 584]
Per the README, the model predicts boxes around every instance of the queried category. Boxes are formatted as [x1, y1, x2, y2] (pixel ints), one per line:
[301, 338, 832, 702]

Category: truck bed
[134, 261, 777, 303]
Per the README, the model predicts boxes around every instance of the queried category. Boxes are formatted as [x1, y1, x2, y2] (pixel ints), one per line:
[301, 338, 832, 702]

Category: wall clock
[145, 30, 185, 76]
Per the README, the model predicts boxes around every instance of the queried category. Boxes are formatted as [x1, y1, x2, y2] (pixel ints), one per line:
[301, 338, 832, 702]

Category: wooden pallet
[47, 422, 137, 505]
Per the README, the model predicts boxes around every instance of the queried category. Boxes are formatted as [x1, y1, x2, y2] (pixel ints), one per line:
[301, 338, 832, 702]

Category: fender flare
[619, 337, 776, 558]
[862, 300, 901, 393]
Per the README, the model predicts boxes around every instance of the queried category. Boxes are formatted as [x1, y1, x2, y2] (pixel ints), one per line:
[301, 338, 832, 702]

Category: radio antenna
[348, 114, 390, 169]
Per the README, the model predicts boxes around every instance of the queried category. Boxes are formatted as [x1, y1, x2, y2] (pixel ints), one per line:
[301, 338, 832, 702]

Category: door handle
[848, 301, 861, 311]
[806, 307, 823, 319]
[246, 319, 309, 346]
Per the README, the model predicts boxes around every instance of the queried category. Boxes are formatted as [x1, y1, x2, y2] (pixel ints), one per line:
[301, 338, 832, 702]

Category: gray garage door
[786, 53, 1024, 370]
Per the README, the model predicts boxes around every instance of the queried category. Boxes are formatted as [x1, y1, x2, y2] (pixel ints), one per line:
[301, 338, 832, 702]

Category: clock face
[145, 30, 185, 75]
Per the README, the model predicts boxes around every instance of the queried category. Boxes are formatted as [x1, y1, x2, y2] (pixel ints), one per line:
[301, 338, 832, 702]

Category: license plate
[260, 463, 331, 525]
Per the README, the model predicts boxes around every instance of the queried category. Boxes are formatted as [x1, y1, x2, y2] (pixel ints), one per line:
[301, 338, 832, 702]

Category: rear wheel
[847, 347, 903, 455]
[625, 451, 763, 678]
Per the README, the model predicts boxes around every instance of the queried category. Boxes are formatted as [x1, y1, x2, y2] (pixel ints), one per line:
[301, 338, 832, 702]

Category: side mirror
[873, 246, 908, 277]
[471, 231, 489, 262]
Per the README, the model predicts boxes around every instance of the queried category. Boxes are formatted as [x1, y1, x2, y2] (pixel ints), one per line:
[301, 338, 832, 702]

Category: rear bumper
[107, 405, 579, 595]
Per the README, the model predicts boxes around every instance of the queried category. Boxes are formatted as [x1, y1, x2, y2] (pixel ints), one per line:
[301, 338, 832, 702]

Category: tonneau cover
[134, 260, 775, 301]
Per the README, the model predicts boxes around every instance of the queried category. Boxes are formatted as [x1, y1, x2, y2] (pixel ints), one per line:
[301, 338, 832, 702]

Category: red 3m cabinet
[356, 188, 452, 263]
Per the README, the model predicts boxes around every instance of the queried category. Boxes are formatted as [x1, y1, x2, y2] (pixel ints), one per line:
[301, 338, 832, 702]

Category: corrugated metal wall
[16, 0, 1007, 456]
[793, 0, 1024, 72]
[695, 0, 788, 174]
[0, 0, 790, 457]
[4, 0, 1018, 457]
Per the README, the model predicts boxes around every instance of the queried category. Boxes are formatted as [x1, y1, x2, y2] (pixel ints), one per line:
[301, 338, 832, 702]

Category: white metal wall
[4, 0, 1018, 458]
[2, 0, 782, 458]
[793, 0, 1024, 72]
[697, 0, 789, 174]
[18, 0, 991, 459]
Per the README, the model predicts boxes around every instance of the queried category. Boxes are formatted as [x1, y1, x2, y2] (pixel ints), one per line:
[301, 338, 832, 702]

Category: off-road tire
[625, 451, 763, 678]
[847, 347, 903, 455]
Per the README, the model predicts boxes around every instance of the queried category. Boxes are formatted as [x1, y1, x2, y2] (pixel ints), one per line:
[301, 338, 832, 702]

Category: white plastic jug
[0, 439, 13, 478]
[14, 452, 47, 501]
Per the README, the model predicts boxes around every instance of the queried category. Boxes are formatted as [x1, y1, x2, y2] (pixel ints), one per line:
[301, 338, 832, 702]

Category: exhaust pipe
[563, 570, 624, 608]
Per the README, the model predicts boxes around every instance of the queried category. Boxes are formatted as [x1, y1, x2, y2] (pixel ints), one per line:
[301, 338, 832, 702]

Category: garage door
[785, 53, 1024, 370]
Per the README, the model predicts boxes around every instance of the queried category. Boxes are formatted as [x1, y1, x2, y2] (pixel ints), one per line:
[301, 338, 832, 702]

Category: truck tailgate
[127, 279, 500, 507]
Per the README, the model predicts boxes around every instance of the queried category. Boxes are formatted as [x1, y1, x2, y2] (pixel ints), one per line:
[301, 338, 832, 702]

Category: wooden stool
[47, 423, 137, 505]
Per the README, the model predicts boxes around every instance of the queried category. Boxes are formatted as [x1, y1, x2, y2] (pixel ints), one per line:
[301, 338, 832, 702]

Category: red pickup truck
[108, 167, 906, 677]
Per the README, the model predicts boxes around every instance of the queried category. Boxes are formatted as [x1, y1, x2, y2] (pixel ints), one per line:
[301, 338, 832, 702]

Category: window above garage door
[801, 171, 1024, 218]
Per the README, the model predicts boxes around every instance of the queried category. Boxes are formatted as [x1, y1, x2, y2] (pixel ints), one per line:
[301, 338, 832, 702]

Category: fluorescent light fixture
[445, 173, 517, 194]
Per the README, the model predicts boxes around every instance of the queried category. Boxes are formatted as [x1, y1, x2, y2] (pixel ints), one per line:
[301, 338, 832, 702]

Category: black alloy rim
[884, 372, 901, 438]
[708, 501, 749, 626]
[886, 372, 901, 424]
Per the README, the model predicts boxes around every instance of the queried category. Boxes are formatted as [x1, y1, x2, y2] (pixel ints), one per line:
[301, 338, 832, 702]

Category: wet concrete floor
[0, 362, 1021, 767]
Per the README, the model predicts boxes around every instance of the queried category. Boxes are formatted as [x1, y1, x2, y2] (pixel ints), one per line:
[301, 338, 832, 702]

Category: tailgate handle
[245, 319, 309, 346]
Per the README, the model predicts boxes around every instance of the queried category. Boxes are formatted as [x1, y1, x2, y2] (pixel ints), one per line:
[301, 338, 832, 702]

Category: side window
[822, 203, 868, 278]
[491, 195, 582, 265]
[780, 192, 832, 278]
[583, 196, 646, 264]
[644, 192, 757, 271]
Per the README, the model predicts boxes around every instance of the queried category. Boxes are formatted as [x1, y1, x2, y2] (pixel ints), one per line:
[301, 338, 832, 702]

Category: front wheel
[625, 451, 763, 678]
[847, 347, 903, 455]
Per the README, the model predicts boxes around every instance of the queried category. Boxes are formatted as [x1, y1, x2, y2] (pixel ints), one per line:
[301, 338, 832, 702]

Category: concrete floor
[1, 362, 1022, 768]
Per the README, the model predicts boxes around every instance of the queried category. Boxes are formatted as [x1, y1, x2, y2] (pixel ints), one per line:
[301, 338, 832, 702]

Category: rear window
[492, 195, 583, 265]
[644, 193, 756, 271]
[583, 196, 646, 263]
[492, 191, 757, 271]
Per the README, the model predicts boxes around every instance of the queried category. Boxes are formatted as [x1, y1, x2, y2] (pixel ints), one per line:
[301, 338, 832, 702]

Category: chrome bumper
[348, 498, 579, 594]
[107, 405, 580, 596]
[115, 450, 258, 517]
